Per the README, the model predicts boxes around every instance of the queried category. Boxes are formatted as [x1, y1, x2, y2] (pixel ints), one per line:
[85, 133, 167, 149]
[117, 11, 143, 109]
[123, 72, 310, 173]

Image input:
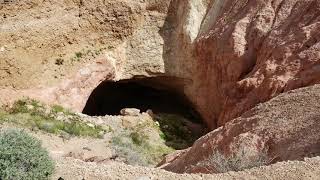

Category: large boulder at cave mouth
[159, 84, 320, 173]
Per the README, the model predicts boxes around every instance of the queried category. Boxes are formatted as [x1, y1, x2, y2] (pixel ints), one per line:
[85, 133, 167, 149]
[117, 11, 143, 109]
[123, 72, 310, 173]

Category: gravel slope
[52, 156, 320, 180]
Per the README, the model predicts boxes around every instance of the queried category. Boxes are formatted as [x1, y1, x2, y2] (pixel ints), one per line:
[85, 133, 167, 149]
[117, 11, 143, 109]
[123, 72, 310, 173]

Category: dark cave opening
[82, 77, 203, 123]
[82, 77, 207, 151]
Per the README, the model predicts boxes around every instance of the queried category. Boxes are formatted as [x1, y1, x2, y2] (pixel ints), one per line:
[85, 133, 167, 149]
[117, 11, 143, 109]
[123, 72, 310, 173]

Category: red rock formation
[187, 0, 320, 128]
[159, 0, 320, 173]
[160, 84, 320, 173]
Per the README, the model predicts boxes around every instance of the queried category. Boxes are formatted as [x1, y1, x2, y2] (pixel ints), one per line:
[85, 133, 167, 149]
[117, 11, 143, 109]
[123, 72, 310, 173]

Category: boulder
[120, 108, 141, 116]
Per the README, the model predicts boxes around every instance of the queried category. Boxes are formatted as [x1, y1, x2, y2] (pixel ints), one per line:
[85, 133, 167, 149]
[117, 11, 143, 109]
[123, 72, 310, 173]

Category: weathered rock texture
[0, 59, 115, 112]
[160, 84, 320, 173]
[0, 0, 171, 110]
[180, 0, 320, 128]
[0, 0, 171, 88]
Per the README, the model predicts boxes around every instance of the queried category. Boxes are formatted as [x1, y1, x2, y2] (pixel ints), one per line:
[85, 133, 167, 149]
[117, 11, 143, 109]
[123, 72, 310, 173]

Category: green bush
[0, 130, 55, 179]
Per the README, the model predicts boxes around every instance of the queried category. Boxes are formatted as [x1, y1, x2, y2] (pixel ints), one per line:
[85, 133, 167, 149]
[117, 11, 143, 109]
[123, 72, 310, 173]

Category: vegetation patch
[108, 113, 205, 166]
[55, 58, 64, 65]
[199, 150, 269, 173]
[0, 100, 204, 167]
[70, 47, 107, 62]
[154, 113, 203, 150]
[110, 117, 174, 167]
[0, 99, 105, 138]
[0, 129, 54, 180]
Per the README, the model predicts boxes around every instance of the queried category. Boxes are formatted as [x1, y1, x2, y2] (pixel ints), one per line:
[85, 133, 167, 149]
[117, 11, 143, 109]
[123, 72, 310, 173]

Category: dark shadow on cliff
[158, 0, 181, 75]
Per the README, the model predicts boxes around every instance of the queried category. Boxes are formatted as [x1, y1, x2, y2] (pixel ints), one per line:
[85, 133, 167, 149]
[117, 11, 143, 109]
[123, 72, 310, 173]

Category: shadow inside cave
[82, 78, 201, 121]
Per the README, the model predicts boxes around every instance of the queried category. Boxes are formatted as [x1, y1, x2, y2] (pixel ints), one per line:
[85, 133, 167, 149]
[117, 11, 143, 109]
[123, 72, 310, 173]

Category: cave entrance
[82, 77, 201, 121]
[82, 77, 207, 150]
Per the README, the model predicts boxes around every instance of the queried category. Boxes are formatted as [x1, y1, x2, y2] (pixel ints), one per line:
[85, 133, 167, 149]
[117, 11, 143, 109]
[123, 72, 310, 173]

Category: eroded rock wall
[168, 0, 320, 128]
[160, 0, 320, 173]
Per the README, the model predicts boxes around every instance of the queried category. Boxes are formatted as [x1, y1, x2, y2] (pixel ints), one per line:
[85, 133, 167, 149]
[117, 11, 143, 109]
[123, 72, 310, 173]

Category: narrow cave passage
[82, 77, 202, 122]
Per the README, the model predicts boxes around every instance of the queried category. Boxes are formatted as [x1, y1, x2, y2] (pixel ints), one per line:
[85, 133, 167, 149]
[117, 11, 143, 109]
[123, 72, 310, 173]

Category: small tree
[0, 129, 55, 179]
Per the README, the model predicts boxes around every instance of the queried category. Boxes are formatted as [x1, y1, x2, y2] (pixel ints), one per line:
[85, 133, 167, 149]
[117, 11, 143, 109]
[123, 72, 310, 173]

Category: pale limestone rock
[120, 108, 141, 116]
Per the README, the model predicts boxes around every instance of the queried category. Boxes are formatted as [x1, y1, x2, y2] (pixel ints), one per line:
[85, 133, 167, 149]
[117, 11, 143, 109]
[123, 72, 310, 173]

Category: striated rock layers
[160, 84, 320, 173]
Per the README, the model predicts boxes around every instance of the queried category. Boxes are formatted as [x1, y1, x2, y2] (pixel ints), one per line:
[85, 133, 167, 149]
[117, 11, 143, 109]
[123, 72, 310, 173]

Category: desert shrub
[75, 52, 83, 58]
[111, 133, 149, 166]
[110, 113, 205, 166]
[111, 132, 173, 167]
[199, 149, 269, 173]
[55, 58, 64, 65]
[0, 130, 54, 180]
[1, 99, 105, 138]
[51, 104, 65, 113]
[9, 99, 41, 114]
[110, 119, 174, 167]
[70, 47, 107, 63]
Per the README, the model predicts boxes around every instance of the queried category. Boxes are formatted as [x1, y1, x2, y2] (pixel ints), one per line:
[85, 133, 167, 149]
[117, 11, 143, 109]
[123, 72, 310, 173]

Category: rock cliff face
[0, 0, 171, 110]
[164, 0, 320, 129]
[0, 0, 171, 88]
[4, 0, 318, 125]
[158, 0, 320, 173]
[1, 0, 319, 127]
